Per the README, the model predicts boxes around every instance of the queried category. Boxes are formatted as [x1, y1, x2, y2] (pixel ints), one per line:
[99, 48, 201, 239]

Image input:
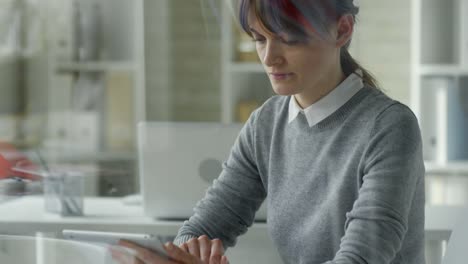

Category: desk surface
[0, 196, 281, 263]
[0, 196, 463, 240]
[0, 196, 269, 236]
[0, 196, 181, 235]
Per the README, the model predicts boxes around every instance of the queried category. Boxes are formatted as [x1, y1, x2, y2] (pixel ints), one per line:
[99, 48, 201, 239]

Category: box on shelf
[44, 111, 100, 154]
[420, 76, 468, 163]
[426, 173, 468, 206]
[104, 71, 134, 151]
[234, 26, 259, 63]
[48, 0, 77, 61]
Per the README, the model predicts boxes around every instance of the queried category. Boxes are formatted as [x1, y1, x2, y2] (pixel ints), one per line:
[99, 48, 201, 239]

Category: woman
[115, 0, 425, 263]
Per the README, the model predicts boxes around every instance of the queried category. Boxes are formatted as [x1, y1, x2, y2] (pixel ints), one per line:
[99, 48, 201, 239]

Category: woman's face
[249, 13, 346, 103]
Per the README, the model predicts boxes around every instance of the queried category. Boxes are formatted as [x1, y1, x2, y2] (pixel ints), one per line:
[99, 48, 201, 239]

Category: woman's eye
[281, 38, 301, 45]
[252, 37, 266, 43]
[278, 33, 308, 45]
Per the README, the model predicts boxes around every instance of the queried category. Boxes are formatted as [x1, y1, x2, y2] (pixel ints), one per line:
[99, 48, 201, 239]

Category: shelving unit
[419, 65, 468, 77]
[411, 0, 468, 168]
[44, 0, 145, 156]
[425, 161, 468, 175]
[220, 2, 273, 123]
[55, 61, 135, 73]
[39, 0, 145, 196]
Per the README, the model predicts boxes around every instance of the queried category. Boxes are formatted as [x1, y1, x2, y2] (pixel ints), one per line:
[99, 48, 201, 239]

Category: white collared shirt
[288, 70, 364, 127]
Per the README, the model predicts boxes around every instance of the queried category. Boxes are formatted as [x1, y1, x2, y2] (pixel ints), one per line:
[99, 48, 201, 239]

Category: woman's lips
[270, 73, 293, 81]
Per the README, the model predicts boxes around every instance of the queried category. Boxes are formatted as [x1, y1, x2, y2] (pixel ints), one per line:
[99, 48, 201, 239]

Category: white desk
[0, 196, 181, 235]
[0, 196, 282, 264]
[0, 196, 461, 237]
[0, 196, 464, 264]
[425, 206, 467, 241]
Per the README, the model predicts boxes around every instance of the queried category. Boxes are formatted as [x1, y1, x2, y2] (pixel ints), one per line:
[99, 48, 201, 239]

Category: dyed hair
[239, 0, 378, 88]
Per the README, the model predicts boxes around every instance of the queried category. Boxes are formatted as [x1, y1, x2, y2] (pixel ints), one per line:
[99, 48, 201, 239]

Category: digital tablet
[62, 229, 168, 259]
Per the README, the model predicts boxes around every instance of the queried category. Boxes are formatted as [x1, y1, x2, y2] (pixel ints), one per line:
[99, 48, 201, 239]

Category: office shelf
[411, 0, 468, 164]
[40, 0, 145, 195]
[220, 3, 271, 123]
[44, 151, 135, 163]
[55, 61, 135, 73]
[425, 161, 468, 175]
[418, 65, 468, 76]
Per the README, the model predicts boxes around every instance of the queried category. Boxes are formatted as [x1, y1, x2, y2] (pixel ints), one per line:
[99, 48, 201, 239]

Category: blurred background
[0, 0, 425, 197]
[0, 0, 467, 208]
[0, 0, 466, 263]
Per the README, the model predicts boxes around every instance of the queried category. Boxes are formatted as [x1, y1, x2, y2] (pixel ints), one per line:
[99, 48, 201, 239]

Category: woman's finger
[209, 239, 224, 264]
[109, 247, 127, 264]
[179, 243, 189, 253]
[164, 242, 193, 263]
[186, 238, 201, 259]
[197, 235, 211, 262]
[109, 246, 144, 264]
[118, 240, 170, 264]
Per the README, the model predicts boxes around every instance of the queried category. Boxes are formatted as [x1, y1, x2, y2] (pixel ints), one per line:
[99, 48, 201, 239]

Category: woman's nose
[262, 41, 283, 67]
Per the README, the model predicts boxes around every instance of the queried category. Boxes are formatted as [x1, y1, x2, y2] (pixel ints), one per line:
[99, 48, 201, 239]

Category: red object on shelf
[0, 142, 40, 181]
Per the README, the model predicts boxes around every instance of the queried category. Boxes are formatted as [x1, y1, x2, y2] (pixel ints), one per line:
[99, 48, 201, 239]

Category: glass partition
[0, 235, 138, 264]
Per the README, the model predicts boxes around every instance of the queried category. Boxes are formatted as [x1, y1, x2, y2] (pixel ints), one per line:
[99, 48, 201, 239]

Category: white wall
[144, 0, 221, 122]
[351, 0, 411, 105]
[144, 0, 172, 121]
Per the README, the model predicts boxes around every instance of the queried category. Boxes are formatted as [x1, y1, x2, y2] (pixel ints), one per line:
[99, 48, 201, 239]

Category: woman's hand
[110, 237, 229, 264]
[179, 236, 226, 263]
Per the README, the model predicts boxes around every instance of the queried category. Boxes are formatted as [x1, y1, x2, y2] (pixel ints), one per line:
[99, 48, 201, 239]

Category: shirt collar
[288, 69, 364, 127]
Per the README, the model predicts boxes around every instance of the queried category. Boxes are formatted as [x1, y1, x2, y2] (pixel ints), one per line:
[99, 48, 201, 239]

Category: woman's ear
[335, 14, 354, 48]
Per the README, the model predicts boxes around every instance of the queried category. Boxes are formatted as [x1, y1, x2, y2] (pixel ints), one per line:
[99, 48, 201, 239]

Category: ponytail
[340, 48, 379, 88]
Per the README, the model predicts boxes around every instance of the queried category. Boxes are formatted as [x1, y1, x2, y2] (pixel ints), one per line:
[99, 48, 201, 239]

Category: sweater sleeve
[173, 109, 267, 248]
[325, 104, 425, 264]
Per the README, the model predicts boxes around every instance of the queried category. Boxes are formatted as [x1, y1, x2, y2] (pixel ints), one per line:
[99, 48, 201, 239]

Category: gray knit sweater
[174, 86, 425, 264]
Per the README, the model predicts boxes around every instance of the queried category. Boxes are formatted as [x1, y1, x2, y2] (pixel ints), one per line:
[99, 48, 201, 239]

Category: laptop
[138, 122, 267, 221]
